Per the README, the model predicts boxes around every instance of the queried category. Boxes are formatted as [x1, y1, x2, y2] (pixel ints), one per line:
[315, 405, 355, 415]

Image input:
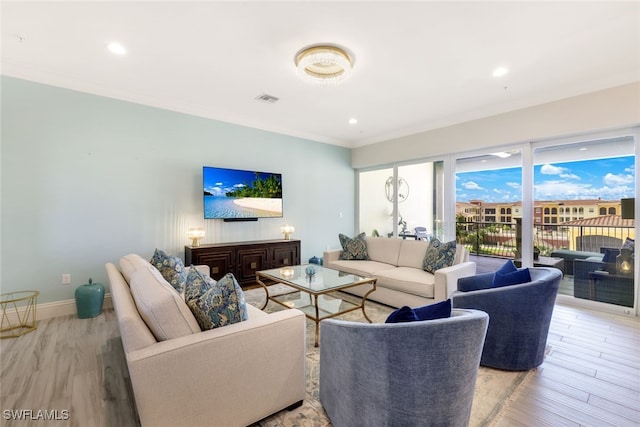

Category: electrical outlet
[61, 273, 71, 285]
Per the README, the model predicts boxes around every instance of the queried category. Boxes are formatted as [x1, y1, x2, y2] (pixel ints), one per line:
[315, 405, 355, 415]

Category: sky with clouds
[456, 155, 635, 203]
[203, 167, 281, 196]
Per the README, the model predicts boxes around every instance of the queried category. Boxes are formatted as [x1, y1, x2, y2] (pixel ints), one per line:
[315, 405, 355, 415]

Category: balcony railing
[457, 221, 634, 258]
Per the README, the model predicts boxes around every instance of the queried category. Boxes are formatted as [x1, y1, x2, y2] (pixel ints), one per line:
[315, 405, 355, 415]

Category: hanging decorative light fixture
[295, 45, 353, 86]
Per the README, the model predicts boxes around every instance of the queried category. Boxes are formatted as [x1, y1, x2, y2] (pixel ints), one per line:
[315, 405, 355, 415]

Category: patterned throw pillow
[338, 233, 370, 260]
[150, 249, 187, 293]
[422, 239, 457, 273]
[184, 266, 215, 301]
[184, 268, 248, 330]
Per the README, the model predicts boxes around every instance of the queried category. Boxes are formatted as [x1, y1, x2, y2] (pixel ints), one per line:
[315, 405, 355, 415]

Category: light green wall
[1, 76, 354, 303]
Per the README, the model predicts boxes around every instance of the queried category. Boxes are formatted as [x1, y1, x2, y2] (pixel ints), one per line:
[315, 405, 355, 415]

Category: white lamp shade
[280, 224, 295, 240]
[187, 227, 205, 246]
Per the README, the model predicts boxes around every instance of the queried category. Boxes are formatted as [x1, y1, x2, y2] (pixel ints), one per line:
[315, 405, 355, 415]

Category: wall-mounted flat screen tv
[203, 166, 283, 220]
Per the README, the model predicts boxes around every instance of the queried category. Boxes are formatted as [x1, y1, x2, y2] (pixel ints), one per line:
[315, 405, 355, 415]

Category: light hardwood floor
[0, 303, 638, 426]
[497, 304, 640, 427]
[0, 309, 138, 427]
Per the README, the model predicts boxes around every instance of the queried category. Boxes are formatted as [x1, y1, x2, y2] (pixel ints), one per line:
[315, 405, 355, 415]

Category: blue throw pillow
[496, 259, 517, 275]
[492, 268, 531, 288]
[413, 299, 452, 320]
[601, 248, 619, 264]
[385, 306, 418, 323]
[385, 299, 452, 323]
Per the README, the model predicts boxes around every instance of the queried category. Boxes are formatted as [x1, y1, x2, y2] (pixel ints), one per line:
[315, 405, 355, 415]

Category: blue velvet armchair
[319, 309, 489, 427]
[452, 267, 562, 371]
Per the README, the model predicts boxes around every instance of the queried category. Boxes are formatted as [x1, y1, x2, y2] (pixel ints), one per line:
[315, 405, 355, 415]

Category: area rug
[245, 285, 534, 427]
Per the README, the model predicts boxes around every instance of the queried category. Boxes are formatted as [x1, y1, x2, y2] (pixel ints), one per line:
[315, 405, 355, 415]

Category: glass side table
[1, 290, 40, 338]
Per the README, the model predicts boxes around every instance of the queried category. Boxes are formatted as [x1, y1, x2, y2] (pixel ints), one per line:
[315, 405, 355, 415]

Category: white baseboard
[557, 293, 637, 317]
[1, 294, 113, 325]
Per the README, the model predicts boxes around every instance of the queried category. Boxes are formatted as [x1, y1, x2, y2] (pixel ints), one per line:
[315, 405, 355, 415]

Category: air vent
[255, 93, 280, 104]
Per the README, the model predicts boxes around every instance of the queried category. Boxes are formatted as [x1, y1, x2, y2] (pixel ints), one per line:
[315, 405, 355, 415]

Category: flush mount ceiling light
[295, 45, 353, 86]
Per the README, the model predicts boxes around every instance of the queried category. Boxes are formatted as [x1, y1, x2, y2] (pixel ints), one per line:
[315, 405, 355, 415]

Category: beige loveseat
[105, 254, 306, 427]
[324, 237, 476, 308]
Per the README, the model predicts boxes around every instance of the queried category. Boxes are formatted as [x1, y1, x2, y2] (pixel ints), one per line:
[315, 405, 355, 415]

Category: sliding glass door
[455, 149, 523, 259]
[357, 129, 637, 313]
[533, 137, 635, 307]
[358, 167, 393, 237]
[358, 161, 443, 240]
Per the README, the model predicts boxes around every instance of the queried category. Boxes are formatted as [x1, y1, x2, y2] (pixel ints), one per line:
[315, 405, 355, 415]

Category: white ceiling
[2, 1, 639, 148]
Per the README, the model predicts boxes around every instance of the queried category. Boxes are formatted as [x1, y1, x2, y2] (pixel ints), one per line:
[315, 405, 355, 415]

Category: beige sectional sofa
[324, 237, 476, 308]
[105, 254, 306, 427]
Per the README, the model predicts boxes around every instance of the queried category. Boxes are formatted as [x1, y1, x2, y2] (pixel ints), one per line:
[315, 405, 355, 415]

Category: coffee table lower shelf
[256, 268, 376, 347]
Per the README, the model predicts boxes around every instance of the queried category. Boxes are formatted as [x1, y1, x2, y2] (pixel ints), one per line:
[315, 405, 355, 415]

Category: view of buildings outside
[455, 155, 635, 257]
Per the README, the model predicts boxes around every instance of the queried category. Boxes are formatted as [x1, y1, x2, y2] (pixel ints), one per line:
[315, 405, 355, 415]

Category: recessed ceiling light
[490, 151, 511, 158]
[107, 42, 127, 55]
[492, 67, 509, 77]
[579, 147, 588, 151]
[348, 118, 358, 125]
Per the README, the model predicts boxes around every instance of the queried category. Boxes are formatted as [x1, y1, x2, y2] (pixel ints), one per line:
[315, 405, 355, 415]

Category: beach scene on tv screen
[204, 168, 283, 218]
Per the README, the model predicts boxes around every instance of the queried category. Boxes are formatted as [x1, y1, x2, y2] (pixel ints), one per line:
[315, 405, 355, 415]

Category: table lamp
[187, 227, 205, 247]
[281, 224, 295, 240]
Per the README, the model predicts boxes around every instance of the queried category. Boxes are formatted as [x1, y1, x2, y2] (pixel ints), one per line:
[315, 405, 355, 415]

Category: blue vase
[75, 278, 105, 319]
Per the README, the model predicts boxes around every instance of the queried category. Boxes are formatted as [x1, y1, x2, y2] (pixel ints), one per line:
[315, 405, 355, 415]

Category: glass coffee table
[256, 265, 377, 347]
